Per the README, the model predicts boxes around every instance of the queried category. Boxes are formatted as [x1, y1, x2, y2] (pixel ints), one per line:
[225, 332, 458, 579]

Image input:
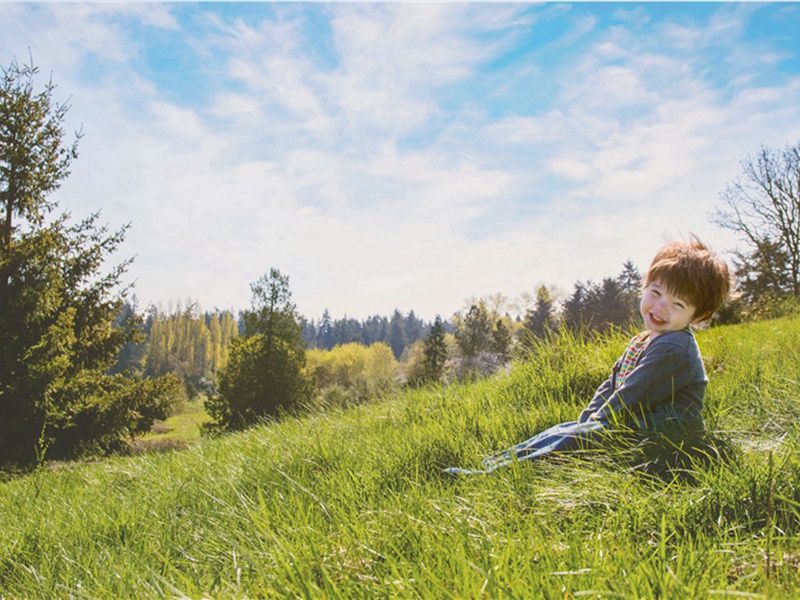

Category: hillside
[1, 316, 799, 598]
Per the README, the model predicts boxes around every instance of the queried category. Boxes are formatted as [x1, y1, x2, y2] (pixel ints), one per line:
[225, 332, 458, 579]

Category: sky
[1, 2, 799, 322]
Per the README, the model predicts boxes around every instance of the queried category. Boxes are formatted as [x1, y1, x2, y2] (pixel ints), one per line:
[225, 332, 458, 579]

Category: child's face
[639, 281, 697, 337]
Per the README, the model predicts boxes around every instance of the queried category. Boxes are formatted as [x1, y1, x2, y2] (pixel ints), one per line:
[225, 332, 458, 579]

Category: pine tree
[421, 316, 448, 382]
[492, 318, 513, 361]
[319, 309, 335, 350]
[524, 284, 558, 339]
[208, 269, 311, 429]
[388, 309, 407, 359]
[0, 60, 178, 466]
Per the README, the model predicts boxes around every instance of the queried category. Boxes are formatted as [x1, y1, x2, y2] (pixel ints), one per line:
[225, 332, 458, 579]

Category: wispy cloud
[1, 3, 799, 320]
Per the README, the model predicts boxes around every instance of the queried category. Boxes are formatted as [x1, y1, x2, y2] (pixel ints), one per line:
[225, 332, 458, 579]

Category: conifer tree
[208, 269, 311, 429]
[421, 316, 448, 382]
[524, 285, 558, 339]
[388, 309, 407, 359]
[0, 59, 177, 466]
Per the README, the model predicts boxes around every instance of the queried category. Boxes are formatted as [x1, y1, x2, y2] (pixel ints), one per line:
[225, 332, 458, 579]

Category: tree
[492, 318, 513, 361]
[305, 342, 398, 407]
[421, 316, 448, 383]
[453, 303, 499, 379]
[0, 59, 178, 467]
[319, 309, 335, 350]
[388, 309, 407, 359]
[524, 284, 558, 339]
[586, 277, 631, 332]
[1, 60, 79, 258]
[207, 269, 312, 429]
[108, 299, 147, 376]
[455, 304, 492, 359]
[711, 142, 800, 298]
[562, 281, 589, 331]
[733, 239, 792, 306]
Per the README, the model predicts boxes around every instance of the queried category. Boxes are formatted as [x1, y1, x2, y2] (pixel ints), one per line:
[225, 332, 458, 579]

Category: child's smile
[640, 281, 697, 337]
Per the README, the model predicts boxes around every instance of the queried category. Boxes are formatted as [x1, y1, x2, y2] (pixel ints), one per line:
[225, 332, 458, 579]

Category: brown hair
[644, 235, 732, 322]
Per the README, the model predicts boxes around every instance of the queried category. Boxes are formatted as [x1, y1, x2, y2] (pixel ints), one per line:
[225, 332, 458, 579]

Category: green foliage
[306, 342, 399, 408]
[523, 283, 558, 339]
[0, 59, 78, 246]
[206, 270, 312, 430]
[2, 316, 800, 598]
[388, 309, 407, 359]
[303, 309, 431, 358]
[0, 60, 177, 467]
[452, 303, 507, 380]
[43, 372, 182, 459]
[421, 315, 448, 383]
[141, 301, 238, 391]
[560, 262, 642, 334]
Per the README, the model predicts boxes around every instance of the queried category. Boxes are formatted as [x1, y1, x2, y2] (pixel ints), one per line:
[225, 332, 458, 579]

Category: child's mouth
[649, 312, 666, 326]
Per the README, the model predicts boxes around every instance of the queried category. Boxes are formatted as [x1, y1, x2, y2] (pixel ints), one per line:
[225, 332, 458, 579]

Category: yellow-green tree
[306, 342, 399, 407]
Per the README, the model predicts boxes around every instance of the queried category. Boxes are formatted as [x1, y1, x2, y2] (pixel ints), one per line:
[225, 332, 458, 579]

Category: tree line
[111, 300, 239, 394]
[2, 58, 798, 468]
[301, 309, 448, 358]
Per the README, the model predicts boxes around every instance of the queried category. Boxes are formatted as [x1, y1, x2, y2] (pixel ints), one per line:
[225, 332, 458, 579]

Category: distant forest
[112, 301, 452, 381]
[300, 309, 455, 358]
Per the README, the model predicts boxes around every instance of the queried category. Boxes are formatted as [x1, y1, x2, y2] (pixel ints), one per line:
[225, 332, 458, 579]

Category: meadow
[1, 316, 799, 599]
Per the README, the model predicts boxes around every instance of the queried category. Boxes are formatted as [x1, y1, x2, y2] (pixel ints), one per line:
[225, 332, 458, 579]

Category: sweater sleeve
[587, 335, 693, 424]
[578, 374, 615, 424]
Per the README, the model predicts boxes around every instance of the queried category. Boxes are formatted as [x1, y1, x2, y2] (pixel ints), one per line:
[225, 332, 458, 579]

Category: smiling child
[446, 236, 733, 475]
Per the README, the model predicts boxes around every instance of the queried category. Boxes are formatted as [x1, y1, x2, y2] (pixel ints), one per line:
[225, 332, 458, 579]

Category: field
[1, 316, 799, 598]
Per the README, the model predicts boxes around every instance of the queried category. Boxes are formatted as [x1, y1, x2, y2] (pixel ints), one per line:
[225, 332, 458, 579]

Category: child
[446, 236, 732, 475]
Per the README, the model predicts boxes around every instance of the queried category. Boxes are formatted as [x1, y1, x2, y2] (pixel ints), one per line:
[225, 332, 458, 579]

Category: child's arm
[583, 334, 698, 425]
[578, 375, 615, 423]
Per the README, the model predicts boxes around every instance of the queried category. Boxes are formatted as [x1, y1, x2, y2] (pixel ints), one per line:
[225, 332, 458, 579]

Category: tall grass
[1, 317, 800, 598]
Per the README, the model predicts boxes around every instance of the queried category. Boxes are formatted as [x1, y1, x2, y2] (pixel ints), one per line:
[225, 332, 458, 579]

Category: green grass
[131, 397, 213, 453]
[2, 317, 800, 598]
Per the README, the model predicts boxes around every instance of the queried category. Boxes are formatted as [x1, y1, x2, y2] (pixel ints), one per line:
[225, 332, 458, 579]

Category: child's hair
[644, 235, 732, 322]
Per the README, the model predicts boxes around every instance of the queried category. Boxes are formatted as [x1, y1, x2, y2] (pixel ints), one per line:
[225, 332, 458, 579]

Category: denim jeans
[444, 419, 607, 475]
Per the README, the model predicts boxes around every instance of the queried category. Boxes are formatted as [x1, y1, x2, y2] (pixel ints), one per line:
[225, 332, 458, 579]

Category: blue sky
[2, 2, 799, 321]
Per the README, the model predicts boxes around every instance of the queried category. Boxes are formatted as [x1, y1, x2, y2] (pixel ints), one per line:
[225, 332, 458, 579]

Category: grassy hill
[1, 316, 799, 598]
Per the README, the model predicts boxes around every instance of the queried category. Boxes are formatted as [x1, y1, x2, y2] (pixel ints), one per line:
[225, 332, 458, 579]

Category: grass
[1, 317, 800, 598]
[130, 397, 214, 454]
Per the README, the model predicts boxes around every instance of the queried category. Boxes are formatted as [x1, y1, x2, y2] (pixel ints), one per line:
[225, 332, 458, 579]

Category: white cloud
[3, 3, 800, 321]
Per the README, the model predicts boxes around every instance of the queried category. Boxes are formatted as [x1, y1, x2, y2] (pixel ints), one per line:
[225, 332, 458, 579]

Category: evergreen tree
[108, 299, 147, 375]
[299, 316, 317, 347]
[421, 316, 448, 383]
[492, 318, 513, 361]
[524, 284, 558, 339]
[455, 304, 493, 363]
[207, 269, 311, 429]
[404, 310, 426, 345]
[562, 281, 589, 331]
[388, 309, 407, 359]
[0, 59, 177, 466]
[618, 260, 643, 325]
[319, 309, 335, 350]
[733, 239, 793, 306]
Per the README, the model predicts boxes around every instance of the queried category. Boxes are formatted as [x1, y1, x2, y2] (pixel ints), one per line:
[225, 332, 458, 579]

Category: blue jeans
[445, 419, 607, 475]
